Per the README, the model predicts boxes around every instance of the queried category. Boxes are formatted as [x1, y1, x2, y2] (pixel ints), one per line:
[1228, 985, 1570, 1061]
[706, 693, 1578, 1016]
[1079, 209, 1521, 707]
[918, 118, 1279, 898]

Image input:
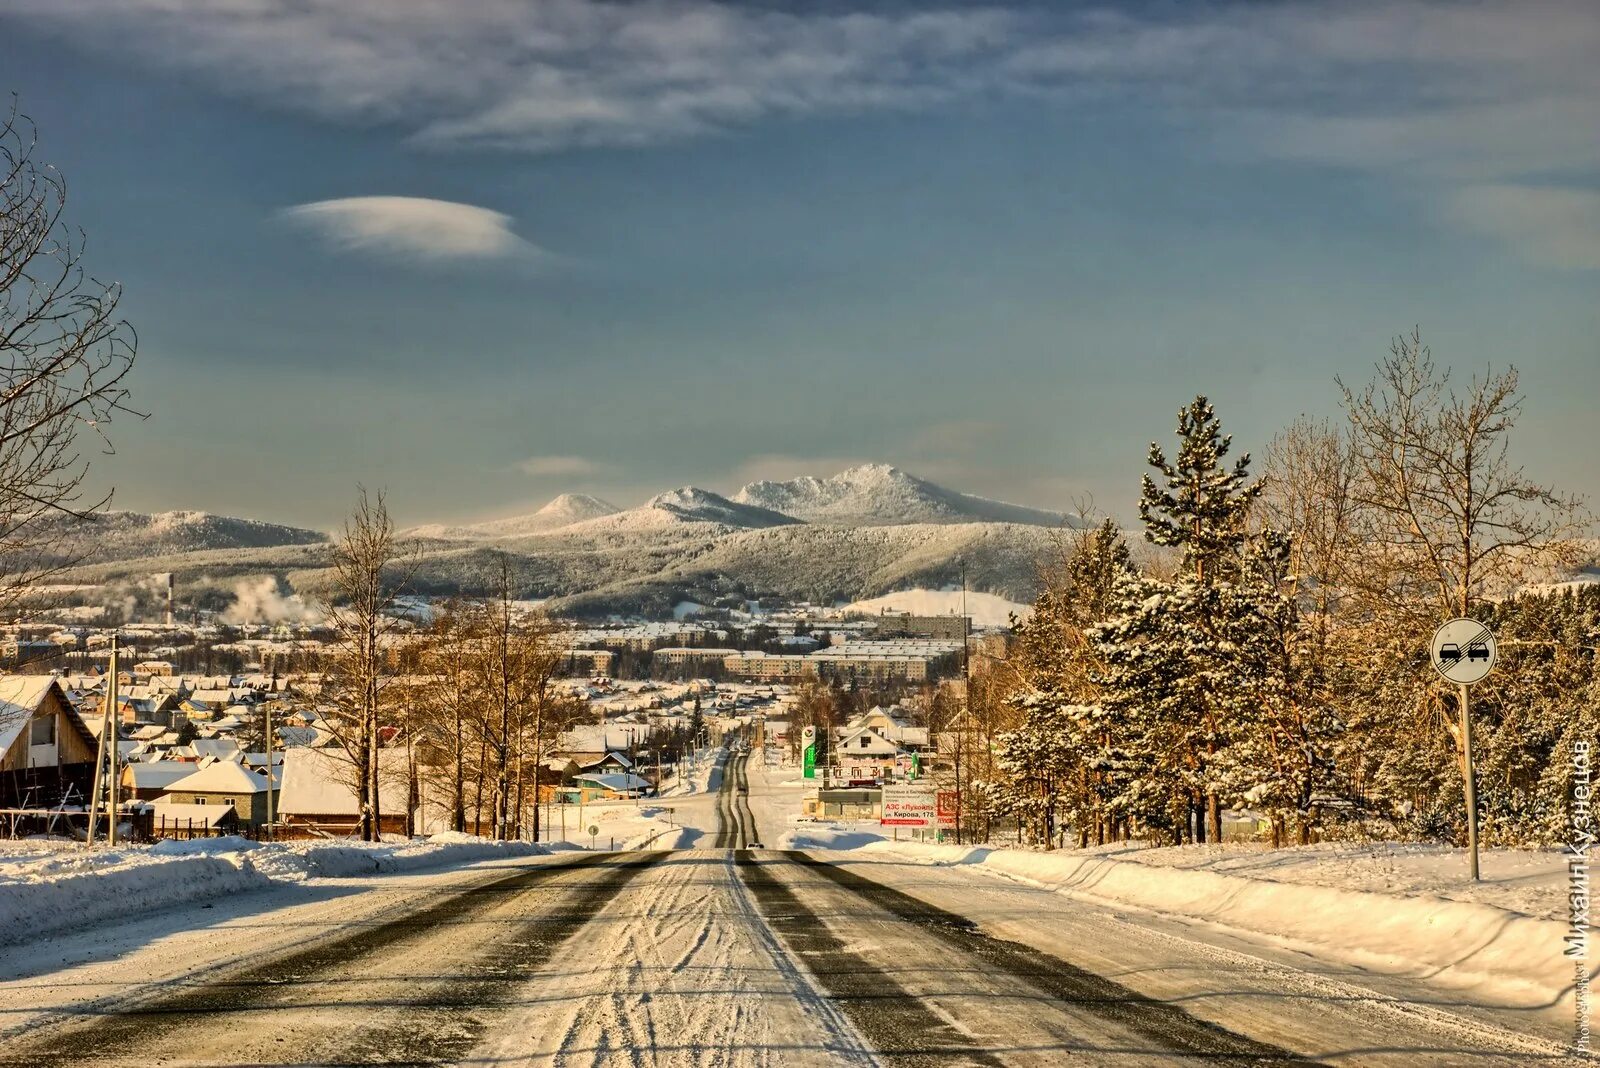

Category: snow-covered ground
[773, 822, 1589, 1028]
[842, 587, 1032, 627]
[0, 832, 562, 948]
[0, 745, 1582, 1065]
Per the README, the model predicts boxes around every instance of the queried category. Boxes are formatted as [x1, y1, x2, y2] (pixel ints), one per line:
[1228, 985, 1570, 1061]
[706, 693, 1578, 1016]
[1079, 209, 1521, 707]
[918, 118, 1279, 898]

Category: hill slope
[407, 494, 620, 540]
[734, 463, 1069, 527]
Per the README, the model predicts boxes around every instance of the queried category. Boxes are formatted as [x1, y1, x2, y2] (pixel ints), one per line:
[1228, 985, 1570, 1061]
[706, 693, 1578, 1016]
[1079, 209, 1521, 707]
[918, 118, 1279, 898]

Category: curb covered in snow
[0, 833, 557, 949]
[849, 841, 1579, 1020]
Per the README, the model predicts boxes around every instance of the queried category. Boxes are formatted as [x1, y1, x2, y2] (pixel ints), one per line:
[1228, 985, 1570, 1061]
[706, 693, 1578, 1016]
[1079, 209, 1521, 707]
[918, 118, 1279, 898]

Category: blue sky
[1, 0, 1595, 529]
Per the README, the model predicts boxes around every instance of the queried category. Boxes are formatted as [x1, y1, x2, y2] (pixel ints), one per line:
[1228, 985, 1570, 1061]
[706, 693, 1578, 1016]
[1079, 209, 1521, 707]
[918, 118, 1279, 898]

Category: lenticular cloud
[281, 196, 529, 261]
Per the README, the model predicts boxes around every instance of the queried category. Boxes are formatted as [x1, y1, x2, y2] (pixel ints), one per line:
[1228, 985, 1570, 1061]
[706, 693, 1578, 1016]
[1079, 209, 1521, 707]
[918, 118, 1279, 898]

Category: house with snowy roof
[121, 759, 202, 800]
[156, 759, 280, 830]
[0, 676, 98, 793]
[276, 746, 413, 837]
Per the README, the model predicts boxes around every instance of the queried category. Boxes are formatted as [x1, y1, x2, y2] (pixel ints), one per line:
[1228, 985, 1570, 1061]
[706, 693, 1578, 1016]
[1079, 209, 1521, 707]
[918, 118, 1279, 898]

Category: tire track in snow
[0, 852, 669, 1066]
[776, 850, 1318, 1066]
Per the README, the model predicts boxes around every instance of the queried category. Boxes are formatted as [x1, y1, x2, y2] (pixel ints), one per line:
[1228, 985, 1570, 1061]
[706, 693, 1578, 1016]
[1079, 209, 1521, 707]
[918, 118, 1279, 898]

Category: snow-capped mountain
[41, 509, 327, 562]
[734, 463, 1069, 527]
[565, 487, 799, 533]
[409, 494, 620, 540]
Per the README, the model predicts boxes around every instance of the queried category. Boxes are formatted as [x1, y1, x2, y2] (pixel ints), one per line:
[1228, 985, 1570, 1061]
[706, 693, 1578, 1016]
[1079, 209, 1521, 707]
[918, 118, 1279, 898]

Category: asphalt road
[0, 751, 1570, 1066]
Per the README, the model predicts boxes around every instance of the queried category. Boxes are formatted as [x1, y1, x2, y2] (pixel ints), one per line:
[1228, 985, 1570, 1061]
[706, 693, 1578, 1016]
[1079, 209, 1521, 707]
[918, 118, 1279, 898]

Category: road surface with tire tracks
[0, 749, 1571, 1066]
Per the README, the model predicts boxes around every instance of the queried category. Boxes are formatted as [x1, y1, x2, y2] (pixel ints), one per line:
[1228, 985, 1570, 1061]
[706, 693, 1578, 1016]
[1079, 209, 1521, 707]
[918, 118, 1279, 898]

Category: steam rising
[222, 577, 320, 625]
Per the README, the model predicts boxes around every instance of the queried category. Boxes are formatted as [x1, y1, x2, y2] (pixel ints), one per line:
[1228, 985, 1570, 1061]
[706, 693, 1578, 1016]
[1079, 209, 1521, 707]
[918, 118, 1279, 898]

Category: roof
[573, 772, 651, 793]
[161, 760, 278, 796]
[277, 746, 408, 816]
[0, 676, 93, 758]
[123, 761, 199, 790]
[0, 675, 59, 754]
[147, 801, 234, 828]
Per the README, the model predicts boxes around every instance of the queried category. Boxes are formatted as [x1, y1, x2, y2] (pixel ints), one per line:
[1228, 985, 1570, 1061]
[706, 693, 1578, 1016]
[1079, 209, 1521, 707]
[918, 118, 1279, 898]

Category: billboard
[880, 784, 937, 827]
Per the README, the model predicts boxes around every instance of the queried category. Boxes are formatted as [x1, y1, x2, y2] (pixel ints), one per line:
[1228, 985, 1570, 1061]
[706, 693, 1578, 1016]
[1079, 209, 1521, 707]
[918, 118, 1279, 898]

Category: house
[122, 760, 202, 800]
[0, 676, 99, 798]
[156, 759, 280, 829]
[833, 726, 900, 758]
[147, 800, 239, 837]
[276, 746, 413, 837]
[571, 771, 652, 800]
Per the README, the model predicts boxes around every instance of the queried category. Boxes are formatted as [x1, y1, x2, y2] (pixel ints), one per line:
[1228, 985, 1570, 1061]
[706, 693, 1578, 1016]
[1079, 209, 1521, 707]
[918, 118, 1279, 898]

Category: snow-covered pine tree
[1215, 530, 1344, 845]
[993, 519, 1135, 847]
[1131, 397, 1264, 841]
[1139, 396, 1261, 586]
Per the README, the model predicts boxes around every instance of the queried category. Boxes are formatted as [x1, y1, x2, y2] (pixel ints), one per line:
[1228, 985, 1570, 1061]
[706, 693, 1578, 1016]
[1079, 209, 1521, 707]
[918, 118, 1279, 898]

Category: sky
[0, 0, 1595, 531]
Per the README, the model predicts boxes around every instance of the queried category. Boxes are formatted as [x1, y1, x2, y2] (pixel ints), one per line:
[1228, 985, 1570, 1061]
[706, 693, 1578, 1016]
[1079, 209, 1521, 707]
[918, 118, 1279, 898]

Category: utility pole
[87, 636, 120, 847]
[265, 671, 276, 841]
[956, 564, 969, 846]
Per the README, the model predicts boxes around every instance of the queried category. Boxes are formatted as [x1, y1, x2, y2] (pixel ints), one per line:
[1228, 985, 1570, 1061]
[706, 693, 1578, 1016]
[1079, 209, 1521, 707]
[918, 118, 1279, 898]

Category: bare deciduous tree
[1337, 330, 1589, 791]
[1338, 330, 1587, 624]
[0, 102, 139, 609]
[320, 488, 409, 842]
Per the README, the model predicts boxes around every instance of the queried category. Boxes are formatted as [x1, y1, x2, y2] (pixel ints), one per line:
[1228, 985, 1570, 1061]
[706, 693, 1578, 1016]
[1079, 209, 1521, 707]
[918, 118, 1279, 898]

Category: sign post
[880, 784, 937, 830]
[1429, 618, 1498, 881]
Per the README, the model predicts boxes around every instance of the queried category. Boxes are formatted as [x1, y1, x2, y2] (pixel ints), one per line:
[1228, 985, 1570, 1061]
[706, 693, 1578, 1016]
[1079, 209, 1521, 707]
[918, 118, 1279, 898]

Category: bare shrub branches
[0, 101, 140, 607]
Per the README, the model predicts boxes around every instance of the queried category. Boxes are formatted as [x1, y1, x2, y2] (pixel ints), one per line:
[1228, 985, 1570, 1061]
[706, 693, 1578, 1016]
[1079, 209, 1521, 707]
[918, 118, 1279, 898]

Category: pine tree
[1139, 396, 1261, 585]
[1127, 396, 1264, 841]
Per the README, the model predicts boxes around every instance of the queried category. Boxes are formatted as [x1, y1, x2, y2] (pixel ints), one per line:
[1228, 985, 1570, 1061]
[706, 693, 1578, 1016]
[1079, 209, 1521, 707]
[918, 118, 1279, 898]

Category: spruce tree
[1129, 397, 1264, 841]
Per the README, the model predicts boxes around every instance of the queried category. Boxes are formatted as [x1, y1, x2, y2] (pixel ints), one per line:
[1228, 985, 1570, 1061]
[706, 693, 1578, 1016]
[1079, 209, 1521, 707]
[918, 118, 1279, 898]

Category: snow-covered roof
[161, 760, 277, 796]
[573, 772, 650, 793]
[147, 801, 234, 828]
[277, 746, 408, 816]
[0, 676, 62, 755]
[123, 761, 199, 790]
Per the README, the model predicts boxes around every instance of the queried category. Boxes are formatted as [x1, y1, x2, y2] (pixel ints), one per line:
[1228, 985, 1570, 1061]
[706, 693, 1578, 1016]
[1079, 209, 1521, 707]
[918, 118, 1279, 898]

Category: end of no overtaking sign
[1429, 617, 1497, 685]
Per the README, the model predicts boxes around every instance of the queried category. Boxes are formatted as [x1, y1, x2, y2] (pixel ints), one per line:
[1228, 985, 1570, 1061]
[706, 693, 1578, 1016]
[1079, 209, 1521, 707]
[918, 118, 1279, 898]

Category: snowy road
[0, 750, 1577, 1065]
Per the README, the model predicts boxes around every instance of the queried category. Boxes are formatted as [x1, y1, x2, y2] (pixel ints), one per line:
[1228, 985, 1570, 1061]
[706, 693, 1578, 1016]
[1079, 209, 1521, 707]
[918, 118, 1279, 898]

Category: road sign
[1430, 618, 1497, 685]
[801, 725, 817, 779]
[1429, 618, 1496, 883]
[881, 784, 937, 827]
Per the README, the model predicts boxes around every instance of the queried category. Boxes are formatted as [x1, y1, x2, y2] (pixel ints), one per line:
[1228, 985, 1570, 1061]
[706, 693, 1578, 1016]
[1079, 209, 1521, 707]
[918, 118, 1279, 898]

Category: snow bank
[776, 823, 889, 851]
[0, 834, 554, 949]
[849, 841, 1583, 1020]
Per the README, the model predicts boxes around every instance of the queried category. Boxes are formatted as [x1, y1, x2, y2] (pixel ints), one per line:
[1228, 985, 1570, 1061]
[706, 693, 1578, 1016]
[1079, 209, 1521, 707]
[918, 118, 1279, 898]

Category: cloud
[280, 196, 531, 261]
[516, 454, 606, 477]
[7, 0, 1598, 264]
[1446, 185, 1600, 269]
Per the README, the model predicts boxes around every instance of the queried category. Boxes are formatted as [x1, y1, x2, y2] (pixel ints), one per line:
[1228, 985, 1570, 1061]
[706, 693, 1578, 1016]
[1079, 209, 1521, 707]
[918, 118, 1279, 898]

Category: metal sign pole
[1459, 681, 1479, 882]
[1430, 618, 1494, 883]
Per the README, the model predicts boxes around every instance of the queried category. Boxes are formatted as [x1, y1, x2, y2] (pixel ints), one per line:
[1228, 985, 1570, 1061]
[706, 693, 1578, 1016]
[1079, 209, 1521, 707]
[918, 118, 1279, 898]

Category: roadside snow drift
[828, 839, 1584, 1022]
[0, 834, 559, 948]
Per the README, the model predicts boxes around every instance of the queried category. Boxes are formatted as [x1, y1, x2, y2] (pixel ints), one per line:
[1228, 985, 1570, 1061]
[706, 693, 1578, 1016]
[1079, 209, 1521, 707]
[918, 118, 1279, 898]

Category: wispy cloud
[1446, 185, 1600, 269]
[516, 455, 606, 478]
[281, 196, 531, 261]
[7, 0, 1598, 265]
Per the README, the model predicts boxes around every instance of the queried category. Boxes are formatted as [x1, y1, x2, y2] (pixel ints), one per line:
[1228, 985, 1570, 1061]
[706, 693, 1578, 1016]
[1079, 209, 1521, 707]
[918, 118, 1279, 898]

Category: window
[223, 798, 235, 808]
[29, 715, 54, 746]
[194, 796, 205, 805]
